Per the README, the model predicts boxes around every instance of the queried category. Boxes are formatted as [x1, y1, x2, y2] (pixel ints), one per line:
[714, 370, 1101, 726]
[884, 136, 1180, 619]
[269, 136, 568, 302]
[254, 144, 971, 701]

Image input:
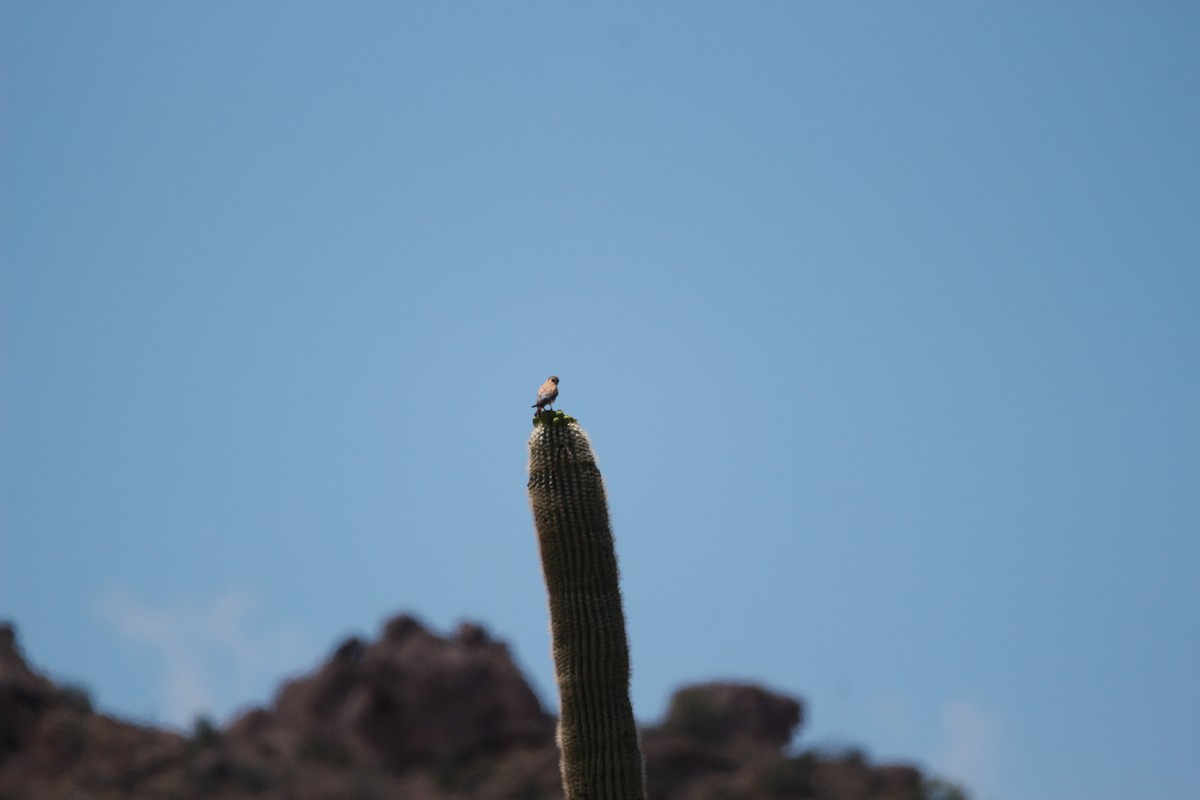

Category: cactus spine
[527, 411, 646, 800]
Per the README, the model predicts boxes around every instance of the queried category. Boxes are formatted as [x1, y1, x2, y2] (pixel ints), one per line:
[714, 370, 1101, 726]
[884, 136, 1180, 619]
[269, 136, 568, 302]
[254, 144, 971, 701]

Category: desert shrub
[57, 683, 93, 714]
[433, 757, 490, 793]
[923, 777, 970, 800]
[189, 754, 232, 795]
[190, 715, 222, 750]
[297, 735, 351, 767]
[233, 762, 271, 793]
[346, 773, 381, 800]
[510, 779, 545, 800]
[834, 746, 867, 770]
[46, 717, 88, 761]
[665, 691, 726, 745]
[759, 752, 816, 798]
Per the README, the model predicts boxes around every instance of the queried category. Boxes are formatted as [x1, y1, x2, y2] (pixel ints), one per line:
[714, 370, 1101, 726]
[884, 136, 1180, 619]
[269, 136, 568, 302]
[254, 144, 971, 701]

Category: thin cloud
[97, 588, 307, 728]
[931, 698, 1004, 798]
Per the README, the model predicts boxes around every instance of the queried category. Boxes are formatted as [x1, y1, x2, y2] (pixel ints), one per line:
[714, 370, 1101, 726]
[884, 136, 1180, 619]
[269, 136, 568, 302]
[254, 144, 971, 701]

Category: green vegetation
[297, 735, 352, 767]
[532, 409, 577, 426]
[759, 753, 817, 798]
[296, 734, 350, 767]
[662, 690, 727, 745]
[189, 715, 222, 751]
[233, 762, 271, 794]
[923, 778, 970, 800]
[56, 682, 93, 714]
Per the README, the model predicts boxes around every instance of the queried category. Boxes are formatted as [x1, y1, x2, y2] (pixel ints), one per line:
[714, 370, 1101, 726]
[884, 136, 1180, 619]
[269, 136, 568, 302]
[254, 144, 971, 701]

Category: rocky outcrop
[228, 615, 556, 771]
[0, 622, 58, 763]
[0, 616, 955, 800]
[653, 682, 804, 748]
[0, 622, 187, 798]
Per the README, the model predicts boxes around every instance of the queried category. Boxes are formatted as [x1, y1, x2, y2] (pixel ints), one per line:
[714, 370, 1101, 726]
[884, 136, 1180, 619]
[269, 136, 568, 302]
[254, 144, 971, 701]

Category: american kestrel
[532, 375, 560, 413]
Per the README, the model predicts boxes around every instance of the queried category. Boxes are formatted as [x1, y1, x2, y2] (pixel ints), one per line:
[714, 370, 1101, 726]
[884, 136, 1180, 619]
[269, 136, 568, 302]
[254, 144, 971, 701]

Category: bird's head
[548, 376, 559, 384]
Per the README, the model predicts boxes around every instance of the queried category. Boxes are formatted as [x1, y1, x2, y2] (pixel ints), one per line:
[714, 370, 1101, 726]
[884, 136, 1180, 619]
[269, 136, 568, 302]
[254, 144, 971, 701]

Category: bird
[532, 375, 560, 413]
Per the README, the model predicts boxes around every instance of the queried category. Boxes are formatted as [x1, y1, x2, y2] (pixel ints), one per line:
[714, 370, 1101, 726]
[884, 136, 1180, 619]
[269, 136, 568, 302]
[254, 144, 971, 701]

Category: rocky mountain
[0, 616, 964, 800]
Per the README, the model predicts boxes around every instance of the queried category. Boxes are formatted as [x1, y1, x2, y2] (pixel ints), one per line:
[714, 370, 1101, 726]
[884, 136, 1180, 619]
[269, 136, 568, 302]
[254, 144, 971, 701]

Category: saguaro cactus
[527, 410, 646, 800]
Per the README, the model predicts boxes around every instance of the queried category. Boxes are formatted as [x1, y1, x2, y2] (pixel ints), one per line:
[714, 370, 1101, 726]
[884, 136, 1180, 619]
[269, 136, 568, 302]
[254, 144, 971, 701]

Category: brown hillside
[0, 617, 961, 800]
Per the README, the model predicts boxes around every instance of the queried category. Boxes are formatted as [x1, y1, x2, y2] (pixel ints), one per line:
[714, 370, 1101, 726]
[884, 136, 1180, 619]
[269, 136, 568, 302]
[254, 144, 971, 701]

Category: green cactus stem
[527, 412, 645, 800]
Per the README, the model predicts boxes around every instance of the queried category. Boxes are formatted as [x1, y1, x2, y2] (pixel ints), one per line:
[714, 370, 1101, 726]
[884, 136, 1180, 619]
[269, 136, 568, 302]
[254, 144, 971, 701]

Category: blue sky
[3, 4, 1198, 799]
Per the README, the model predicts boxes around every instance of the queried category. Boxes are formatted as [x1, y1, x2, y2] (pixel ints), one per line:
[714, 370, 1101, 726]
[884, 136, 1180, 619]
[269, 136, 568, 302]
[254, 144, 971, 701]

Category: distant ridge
[0, 617, 964, 800]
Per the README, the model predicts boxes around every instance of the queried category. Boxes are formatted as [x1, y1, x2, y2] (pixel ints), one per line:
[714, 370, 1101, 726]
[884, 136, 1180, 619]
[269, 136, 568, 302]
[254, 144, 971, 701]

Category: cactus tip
[533, 409, 576, 427]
